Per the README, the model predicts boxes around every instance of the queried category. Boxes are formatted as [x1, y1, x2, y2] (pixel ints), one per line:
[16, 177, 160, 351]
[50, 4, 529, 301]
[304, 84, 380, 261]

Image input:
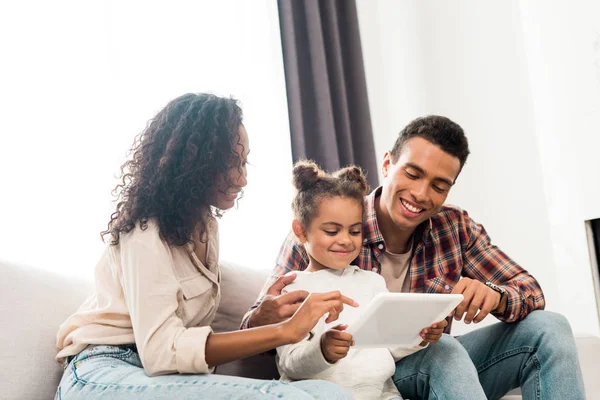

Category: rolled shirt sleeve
[460, 210, 545, 323]
[175, 326, 214, 374]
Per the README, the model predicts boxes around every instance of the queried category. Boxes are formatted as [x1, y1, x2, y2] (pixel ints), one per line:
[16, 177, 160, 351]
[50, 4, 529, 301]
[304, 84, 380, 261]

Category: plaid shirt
[241, 187, 545, 330]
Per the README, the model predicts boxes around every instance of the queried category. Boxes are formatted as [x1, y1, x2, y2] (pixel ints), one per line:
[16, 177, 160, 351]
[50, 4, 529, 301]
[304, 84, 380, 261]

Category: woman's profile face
[210, 124, 249, 210]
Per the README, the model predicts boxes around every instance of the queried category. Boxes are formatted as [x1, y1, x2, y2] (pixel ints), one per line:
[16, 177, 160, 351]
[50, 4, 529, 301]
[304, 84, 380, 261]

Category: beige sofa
[1, 260, 598, 399]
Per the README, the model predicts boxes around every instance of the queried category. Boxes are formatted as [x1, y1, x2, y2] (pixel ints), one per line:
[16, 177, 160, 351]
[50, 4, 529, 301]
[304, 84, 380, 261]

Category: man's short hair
[390, 115, 470, 170]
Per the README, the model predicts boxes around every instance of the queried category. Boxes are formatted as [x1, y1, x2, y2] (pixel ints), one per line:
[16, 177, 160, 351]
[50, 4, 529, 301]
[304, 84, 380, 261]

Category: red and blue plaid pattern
[241, 187, 545, 329]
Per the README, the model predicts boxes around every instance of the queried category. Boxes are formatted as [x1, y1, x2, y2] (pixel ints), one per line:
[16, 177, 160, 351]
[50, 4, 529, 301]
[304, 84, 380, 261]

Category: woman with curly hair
[54, 93, 355, 399]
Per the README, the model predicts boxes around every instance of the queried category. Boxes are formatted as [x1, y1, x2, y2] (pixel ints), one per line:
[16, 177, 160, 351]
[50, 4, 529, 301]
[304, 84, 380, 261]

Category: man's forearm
[495, 278, 545, 322]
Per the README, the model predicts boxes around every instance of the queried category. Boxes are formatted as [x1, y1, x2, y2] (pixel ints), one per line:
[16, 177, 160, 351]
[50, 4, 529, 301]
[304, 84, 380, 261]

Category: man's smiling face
[380, 137, 462, 231]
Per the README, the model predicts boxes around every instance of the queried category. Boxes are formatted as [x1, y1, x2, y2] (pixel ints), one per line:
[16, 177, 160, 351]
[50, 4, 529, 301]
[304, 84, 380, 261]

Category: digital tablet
[346, 293, 464, 348]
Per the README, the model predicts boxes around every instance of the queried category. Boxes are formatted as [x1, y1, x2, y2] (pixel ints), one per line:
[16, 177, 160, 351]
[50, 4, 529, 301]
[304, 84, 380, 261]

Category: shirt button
[444, 285, 450, 291]
[378, 244, 384, 250]
[372, 268, 378, 273]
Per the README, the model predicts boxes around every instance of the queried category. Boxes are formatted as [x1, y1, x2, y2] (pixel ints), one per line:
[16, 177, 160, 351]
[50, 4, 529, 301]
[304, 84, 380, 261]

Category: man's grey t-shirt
[379, 238, 413, 293]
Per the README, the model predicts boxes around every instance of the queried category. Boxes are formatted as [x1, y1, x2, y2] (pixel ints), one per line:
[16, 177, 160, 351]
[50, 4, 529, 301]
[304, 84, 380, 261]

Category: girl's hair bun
[335, 165, 369, 195]
[292, 160, 324, 192]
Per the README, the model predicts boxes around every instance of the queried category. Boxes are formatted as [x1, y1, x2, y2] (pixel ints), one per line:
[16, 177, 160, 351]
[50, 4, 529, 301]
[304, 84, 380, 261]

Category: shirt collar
[363, 187, 385, 245]
[364, 186, 433, 246]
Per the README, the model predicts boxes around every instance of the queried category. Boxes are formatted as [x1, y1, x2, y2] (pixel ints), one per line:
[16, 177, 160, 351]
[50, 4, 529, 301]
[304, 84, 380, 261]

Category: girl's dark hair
[101, 93, 244, 247]
[292, 160, 369, 227]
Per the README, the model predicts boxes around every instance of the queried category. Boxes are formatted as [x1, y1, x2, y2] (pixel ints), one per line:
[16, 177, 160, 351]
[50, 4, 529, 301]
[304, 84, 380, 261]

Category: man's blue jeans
[393, 310, 585, 400]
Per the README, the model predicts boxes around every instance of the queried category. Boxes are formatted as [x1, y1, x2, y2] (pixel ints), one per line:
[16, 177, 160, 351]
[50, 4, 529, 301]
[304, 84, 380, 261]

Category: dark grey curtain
[278, 0, 379, 189]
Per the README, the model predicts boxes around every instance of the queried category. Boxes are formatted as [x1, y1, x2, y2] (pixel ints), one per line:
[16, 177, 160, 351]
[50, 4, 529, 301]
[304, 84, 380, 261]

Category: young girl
[276, 161, 432, 400]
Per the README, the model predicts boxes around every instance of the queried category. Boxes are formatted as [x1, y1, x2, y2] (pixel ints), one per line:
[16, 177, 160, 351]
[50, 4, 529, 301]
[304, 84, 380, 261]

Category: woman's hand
[282, 291, 358, 344]
[320, 324, 353, 363]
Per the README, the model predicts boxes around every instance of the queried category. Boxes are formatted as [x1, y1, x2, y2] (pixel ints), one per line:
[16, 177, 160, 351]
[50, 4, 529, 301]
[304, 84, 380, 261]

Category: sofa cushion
[0, 259, 276, 399]
[0, 261, 92, 400]
[212, 260, 270, 333]
[212, 260, 280, 379]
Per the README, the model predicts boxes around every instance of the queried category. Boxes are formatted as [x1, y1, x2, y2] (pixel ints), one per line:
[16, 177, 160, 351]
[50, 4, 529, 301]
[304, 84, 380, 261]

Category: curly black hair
[391, 115, 470, 171]
[101, 93, 244, 247]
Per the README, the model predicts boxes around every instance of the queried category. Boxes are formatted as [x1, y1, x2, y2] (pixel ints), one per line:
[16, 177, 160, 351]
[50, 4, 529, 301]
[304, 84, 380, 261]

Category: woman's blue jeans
[56, 344, 351, 399]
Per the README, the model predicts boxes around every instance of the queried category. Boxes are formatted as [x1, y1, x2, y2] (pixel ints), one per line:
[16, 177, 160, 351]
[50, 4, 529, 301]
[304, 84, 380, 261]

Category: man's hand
[320, 324, 353, 363]
[248, 273, 309, 328]
[419, 318, 448, 344]
[451, 277, 503, 324]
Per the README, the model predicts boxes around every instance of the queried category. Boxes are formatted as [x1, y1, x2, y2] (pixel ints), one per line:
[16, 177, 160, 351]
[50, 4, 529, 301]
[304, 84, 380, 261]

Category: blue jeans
[393, 310, 585, 400]
[56, 345, 351, 399]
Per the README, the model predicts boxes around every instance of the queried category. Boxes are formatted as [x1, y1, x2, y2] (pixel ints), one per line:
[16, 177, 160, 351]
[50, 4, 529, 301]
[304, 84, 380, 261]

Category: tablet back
[347, 293, 463, 348]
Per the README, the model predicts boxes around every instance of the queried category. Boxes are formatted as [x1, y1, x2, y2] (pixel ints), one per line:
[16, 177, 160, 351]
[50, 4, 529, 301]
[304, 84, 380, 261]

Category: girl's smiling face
[294, 196, 363, 272]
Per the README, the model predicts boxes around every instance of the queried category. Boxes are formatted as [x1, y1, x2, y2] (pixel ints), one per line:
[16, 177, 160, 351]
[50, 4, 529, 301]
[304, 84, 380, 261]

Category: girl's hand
[320, 324, 353, 363]
[282, 291, 358, 344]
[419, 318, 448, 344]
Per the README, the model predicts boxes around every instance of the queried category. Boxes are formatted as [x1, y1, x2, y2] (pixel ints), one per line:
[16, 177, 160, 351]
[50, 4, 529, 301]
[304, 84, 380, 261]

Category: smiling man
[243, 116, 585, 399]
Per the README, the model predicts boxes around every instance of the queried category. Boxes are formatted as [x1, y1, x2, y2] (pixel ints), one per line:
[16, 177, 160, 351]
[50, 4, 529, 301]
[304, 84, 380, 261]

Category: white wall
[0, 0, 293, 279]
[518, 0, 600, 334]
[357, 0, 600, 335]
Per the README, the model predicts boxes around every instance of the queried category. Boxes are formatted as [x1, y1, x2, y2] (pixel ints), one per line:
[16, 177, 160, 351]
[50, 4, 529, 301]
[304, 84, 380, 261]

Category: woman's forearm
[204, 323, 291, 367]
[206, 290, 357, 367]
